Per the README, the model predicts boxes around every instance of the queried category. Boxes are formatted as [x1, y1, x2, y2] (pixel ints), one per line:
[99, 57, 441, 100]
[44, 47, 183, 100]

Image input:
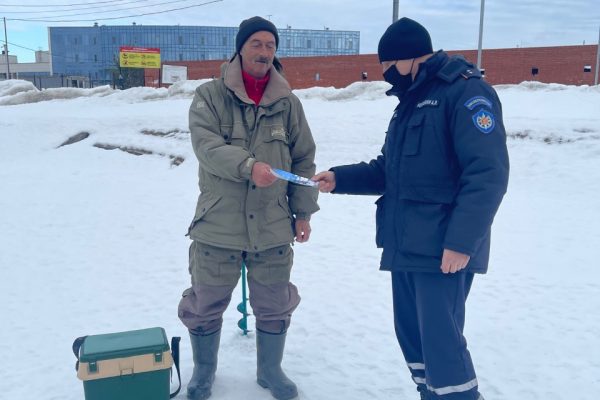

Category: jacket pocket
[219, 124, 233, 143]
[278, 195, 292, 217]
[261, 196, 294, 244]
[221, 123, 247, 148]
[399, 198, 451, 257]
[375, 196, 385, 248]
[269, 195, 292, 225]
[260, 133, 292, 168]
[187, 194, 222, 236]
[402, 114, 424, 156]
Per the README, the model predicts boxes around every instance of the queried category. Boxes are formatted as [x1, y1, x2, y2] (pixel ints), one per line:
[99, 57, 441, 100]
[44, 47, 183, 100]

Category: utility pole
[595, 25, 599, 85]
[3, 17, 10, 79]
[477, 0, 485, 70]
[393, 0, 399, 22]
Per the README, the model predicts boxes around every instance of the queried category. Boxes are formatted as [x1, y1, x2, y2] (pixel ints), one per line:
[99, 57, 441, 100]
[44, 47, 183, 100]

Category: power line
[3, 39, 98, 64]
[8, 0, 201, 20]
[5, 40, 42, 52]
[0, 0, 149, 15]
[6, 0, 223, 23]
[0, 0, 146, 7]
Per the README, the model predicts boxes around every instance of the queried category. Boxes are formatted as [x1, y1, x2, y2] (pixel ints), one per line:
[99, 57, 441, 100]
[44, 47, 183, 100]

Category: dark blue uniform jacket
[332, 51, 509, 273]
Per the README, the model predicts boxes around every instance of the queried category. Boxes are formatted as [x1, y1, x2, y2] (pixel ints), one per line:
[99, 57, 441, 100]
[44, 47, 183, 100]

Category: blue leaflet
[271, 168, 319, 188]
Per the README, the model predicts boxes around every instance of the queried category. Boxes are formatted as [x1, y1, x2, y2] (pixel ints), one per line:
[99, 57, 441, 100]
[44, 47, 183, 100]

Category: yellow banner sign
[119, 47, 161, 69]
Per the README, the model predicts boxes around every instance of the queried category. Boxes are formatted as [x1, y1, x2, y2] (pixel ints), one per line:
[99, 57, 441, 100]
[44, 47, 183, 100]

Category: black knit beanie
[236, 16, 279, 53]
[378, 17, 433, 62]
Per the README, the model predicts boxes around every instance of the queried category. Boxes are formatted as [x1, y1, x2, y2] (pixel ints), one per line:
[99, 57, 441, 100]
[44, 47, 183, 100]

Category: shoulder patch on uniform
[472, 108, 495, 134]
[196, 100, 206, 109]
[464, 96, 493, 110]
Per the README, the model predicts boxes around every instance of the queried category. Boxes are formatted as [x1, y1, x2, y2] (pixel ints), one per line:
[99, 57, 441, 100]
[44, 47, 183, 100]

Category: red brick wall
[445, 46, 597, 85]
[147, 45, 598, 89]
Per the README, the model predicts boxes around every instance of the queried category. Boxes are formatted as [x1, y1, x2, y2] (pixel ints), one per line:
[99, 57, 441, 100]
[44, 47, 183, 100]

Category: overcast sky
[2, 0, 599, 63]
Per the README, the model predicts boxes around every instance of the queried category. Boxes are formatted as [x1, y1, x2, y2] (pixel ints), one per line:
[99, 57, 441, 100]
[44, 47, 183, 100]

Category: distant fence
[9, 75, 115, 90]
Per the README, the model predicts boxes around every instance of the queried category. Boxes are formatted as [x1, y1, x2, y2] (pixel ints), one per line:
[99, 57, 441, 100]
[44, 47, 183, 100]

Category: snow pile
[105, 86, 169, 103]
[0, 79, 37, 98]
[4, 77, 599, 108]
[0, 79, 212, 106]
[0, 84, 115, 106]
[496, 80, 600, 92]
[167, 79, 212, 97]
[294, 81, 392, 101]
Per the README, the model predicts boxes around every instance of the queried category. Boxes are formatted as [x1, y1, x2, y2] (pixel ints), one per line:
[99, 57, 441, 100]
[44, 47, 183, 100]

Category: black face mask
[382, 59, 415, 96]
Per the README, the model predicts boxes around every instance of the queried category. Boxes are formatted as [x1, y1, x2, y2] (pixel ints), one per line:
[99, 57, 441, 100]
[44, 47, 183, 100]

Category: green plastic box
[76, 327, 174, 400]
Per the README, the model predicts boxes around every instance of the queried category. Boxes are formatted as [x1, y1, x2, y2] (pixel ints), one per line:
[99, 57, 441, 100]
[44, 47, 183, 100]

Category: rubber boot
[187, 330, 220, 400]
[256, 330, 298, 400]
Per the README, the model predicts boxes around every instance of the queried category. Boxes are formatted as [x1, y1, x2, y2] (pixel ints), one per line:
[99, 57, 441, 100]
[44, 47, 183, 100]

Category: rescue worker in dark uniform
[313, 18, 509, 400]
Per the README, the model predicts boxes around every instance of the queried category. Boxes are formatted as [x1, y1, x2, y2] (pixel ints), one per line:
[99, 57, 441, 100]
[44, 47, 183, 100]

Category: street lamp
[477, 0, 485, 70]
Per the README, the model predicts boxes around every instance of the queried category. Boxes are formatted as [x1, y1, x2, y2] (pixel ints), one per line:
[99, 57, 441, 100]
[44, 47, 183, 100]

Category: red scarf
[242, 69, 270, 105]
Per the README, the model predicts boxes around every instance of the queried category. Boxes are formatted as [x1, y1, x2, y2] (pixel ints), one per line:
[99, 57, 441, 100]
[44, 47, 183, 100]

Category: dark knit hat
[378, 17, 433, 62]
[236, 16, 279, 53]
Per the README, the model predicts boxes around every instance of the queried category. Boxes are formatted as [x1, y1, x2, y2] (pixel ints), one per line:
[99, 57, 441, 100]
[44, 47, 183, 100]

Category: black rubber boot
[256, 330, 298, 400]
[187, 330, 220, 400]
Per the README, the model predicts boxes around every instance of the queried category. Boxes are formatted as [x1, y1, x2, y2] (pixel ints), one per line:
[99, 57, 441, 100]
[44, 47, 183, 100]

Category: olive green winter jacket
[187, 55, 319, 251]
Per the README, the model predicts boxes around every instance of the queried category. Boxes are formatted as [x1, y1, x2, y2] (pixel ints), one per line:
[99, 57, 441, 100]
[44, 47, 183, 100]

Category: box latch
[88, 361, 98, 374]
[154, 352, 163, 363]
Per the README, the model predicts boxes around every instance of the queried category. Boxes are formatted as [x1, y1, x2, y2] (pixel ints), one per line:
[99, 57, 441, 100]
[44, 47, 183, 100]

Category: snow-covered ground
[1, 78, 599, 400]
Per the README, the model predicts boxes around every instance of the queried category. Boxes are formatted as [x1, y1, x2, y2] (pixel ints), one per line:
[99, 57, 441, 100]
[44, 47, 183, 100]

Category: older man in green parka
[178, 16, 319, 400]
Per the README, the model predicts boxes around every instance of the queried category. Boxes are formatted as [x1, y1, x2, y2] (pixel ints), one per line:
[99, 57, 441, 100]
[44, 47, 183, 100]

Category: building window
[93, 37, 97, 45]
[112, 36, 116, 44]
[74, 37, 78, 45]
[178, 36, 183, 45]
[348, 40, 353, 50]
[286, 38, 291, 48]
[75, 54, 79, 62]
[94, 54, 97, 62]
[307, 39, 311, 49]
[201, 54, 206, 60]
[327, 40, 332, 49]
[200, 37, 205, 45]
[179, 53, 183, 61]
[222, 36, 227, 46]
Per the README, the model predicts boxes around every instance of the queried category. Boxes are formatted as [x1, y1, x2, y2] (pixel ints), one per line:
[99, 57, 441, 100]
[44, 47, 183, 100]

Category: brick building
[147, 44, 598, 88]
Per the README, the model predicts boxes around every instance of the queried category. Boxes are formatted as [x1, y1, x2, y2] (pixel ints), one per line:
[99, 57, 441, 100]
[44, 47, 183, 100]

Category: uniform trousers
[391, 271, 482, 400]
[179, 241, 300, 335]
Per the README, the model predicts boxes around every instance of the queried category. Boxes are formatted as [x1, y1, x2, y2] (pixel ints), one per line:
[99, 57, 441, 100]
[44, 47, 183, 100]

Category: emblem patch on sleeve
[472, 108, 495, 134]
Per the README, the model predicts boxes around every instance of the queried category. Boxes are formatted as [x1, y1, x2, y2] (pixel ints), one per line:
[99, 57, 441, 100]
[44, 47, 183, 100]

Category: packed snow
[1, 78, 599, 400]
